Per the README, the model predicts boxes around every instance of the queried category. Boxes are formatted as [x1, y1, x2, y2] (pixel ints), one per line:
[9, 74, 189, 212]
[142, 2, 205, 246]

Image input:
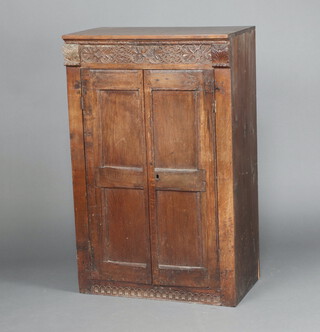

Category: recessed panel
[103, 188, 149, 265]
[100, 90, 144, 167]
[156, 191, 203, 268]
[152, 90, 197, 169]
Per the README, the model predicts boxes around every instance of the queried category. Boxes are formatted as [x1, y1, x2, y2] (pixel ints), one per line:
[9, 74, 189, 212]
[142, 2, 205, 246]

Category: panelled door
[82, 69, 152, 284]
[82, 69, 217, 288]
[144, 70, 217, 288]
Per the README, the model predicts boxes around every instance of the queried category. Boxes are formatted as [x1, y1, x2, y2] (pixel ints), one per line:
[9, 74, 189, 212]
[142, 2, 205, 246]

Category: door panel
[82, 69, 151, 284]
[152, 90, 197, 168]
[99, 188, 149, 282]
[144, 70, 217, 288]
[100, 90, 144, 167]
[103, 189, 148, 265]
[156, 191, 202, 267]
[156, 191, 206, 287]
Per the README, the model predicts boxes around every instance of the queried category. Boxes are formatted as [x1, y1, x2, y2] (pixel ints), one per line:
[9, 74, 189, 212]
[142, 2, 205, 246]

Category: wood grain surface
[64, 27, 258, 306]
[63, 26, 254, 41]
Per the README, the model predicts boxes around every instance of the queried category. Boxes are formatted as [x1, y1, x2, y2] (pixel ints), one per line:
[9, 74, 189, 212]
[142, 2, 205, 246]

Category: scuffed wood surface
[231, 29, 259, 304]
[63, 27, 259, 307]
[66, 67, 90, 291]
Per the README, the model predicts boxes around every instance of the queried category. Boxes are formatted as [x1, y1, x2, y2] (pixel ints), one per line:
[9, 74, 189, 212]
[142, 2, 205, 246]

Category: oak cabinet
[62, 26, 259, 306]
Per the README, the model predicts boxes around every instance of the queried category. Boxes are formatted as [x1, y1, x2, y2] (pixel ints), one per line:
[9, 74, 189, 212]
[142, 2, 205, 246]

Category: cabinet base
[81, 282, 221, 306]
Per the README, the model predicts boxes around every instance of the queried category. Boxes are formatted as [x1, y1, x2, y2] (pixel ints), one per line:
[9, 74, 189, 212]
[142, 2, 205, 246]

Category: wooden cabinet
[62, 26, 259, 306]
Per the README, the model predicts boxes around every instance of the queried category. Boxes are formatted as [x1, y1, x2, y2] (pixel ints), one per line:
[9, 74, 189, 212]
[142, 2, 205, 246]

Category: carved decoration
[90, 284, 220, 305]
[212, 43, 230, 67]
[80, 44, 213, 65]
[63, 44, 80, 66]
[63, 42, 230, 67]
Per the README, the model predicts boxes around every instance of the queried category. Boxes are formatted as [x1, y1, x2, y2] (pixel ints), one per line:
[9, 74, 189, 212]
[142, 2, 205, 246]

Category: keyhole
[156, 174, 160, 180]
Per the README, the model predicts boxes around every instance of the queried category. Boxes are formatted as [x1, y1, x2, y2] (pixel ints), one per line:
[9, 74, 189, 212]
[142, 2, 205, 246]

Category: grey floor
[1, 234, 319, 332]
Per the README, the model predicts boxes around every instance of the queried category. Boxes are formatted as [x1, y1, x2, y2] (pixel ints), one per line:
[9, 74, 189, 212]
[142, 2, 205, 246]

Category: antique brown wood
[143, 69, 217, 289]
[62, 26, 259, 306]
[66, 67, 90, 291]
[62, 26, 253, 40]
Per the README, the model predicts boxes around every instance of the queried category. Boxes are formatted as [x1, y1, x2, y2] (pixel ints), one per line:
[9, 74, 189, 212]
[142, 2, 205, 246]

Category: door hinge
[80, 94, 84, 110]
[79, 76, 87, 111]
[212, 79, 216, 113]
[212, 99, 216, 113]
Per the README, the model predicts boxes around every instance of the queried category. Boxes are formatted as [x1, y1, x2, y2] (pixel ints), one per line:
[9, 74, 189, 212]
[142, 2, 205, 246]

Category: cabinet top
[62, 26, 254, 41]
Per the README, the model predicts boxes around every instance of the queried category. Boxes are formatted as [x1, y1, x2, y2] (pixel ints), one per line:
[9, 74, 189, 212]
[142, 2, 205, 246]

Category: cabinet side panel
[215, 68, 237, 306]
[66, 67, 90, 291]
[231, 29, 259, 303]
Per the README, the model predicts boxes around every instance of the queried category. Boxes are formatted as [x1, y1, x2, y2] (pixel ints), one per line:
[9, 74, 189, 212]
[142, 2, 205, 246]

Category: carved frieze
[90, 284, 220, 304]
[63, 42, 230, 67]
[80, 44, 212, 65]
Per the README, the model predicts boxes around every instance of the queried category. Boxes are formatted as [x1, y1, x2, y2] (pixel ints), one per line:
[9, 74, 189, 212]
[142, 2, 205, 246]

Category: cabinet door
[144, 70, 218, 288]
[82, 69, 151, 284]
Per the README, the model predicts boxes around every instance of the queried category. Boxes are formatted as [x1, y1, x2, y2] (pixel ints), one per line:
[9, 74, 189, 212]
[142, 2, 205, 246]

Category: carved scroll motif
[90, 284, 220, 304]
[63, 44, 80, 66]
[80, 44, 213, 65]
[63, 42, 230, 67]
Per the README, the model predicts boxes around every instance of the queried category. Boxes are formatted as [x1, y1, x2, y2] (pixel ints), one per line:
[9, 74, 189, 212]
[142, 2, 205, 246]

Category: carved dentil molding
[63, 44, 80, 66]
[90, 284, 220, 304]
